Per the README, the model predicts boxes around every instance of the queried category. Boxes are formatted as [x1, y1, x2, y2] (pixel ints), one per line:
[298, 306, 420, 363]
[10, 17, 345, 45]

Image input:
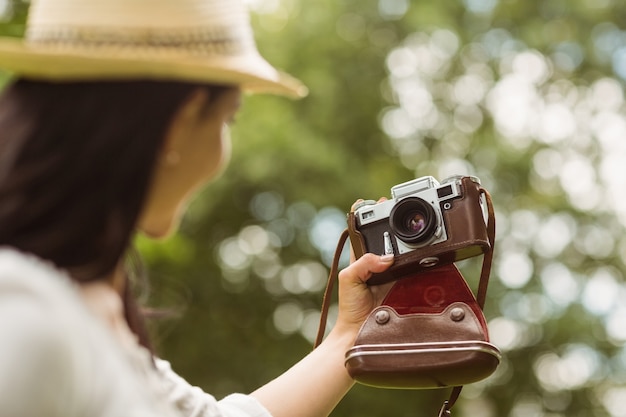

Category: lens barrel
[389, 197, 438, 245]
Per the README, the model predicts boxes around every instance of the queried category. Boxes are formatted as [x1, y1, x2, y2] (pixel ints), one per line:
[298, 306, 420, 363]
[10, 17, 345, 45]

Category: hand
[333, 198, 394, 337]
[334, 253, 395, 336]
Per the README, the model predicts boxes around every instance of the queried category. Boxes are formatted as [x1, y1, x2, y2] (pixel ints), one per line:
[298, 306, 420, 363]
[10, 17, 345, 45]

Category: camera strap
[315, 188, 496, 417]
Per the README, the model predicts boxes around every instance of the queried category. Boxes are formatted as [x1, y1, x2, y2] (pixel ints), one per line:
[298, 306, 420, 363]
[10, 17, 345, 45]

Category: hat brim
[0, 38, 308, 99]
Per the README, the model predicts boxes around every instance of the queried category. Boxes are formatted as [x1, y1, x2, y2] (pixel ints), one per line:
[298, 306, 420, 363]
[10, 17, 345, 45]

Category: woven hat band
[26, 26, 254, 57]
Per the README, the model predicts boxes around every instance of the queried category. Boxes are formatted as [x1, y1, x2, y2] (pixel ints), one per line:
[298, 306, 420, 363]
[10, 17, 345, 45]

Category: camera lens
[389, 197, 438, 245]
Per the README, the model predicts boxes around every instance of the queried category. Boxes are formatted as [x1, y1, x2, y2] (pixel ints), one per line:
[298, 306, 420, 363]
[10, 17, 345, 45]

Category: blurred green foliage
[3, 0, 626, 416]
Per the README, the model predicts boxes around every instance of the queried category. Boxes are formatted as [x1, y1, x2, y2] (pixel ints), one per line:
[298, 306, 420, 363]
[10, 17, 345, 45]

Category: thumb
[338, 253, 394, 285]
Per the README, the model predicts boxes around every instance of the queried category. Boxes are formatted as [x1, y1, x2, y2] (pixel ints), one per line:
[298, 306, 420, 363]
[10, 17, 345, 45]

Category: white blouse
[0, 248, 272, 417]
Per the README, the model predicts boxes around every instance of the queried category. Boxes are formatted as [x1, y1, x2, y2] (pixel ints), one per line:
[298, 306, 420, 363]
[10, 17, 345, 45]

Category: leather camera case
[344, 264, 501, 389]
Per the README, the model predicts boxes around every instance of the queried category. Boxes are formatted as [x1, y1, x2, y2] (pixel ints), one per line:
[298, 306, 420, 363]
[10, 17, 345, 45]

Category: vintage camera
[348, 175, 492, 285]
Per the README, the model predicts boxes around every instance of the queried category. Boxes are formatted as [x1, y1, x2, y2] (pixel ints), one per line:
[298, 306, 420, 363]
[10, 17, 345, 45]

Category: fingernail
[380, 254, 395, 263]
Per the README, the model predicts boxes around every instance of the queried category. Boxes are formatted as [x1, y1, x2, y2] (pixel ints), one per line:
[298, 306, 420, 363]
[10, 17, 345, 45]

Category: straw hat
[0, 0, 307, 98]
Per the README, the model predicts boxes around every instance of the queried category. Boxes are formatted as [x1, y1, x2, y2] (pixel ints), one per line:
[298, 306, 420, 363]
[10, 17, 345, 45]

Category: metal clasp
[438, 401, 452, 417]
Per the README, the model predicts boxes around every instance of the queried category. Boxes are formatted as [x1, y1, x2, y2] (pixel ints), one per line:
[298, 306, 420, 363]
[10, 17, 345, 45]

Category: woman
[0, 1, 395, 417]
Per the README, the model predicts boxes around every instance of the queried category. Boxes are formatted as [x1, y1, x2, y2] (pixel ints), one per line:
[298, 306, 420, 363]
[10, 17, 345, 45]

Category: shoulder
[0, 247, 84, 342]
[0, 247, 81, 312]
[0, 248, 91, 417]
[0, 247, 85, 349]
[0, 248, 182, 417]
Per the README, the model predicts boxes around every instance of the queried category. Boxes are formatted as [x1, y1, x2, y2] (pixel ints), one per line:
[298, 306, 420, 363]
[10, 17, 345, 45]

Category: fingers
[350, 197, 388, 212]
[351, 199, 364, 212]
[338, 252, 394, 285]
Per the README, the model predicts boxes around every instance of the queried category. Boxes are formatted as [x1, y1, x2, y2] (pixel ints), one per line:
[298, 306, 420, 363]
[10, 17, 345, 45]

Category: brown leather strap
[314, 228, 349, 348]
[442, 188, 496, 414]
[475, 188, 496, 310]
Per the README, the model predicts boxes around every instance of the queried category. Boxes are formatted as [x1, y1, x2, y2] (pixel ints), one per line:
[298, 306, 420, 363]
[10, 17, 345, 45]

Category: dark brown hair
[0, 78, 233, 348]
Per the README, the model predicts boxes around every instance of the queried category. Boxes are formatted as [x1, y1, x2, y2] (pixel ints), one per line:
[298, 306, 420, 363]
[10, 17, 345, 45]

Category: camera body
[348, 175, 491, 285]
